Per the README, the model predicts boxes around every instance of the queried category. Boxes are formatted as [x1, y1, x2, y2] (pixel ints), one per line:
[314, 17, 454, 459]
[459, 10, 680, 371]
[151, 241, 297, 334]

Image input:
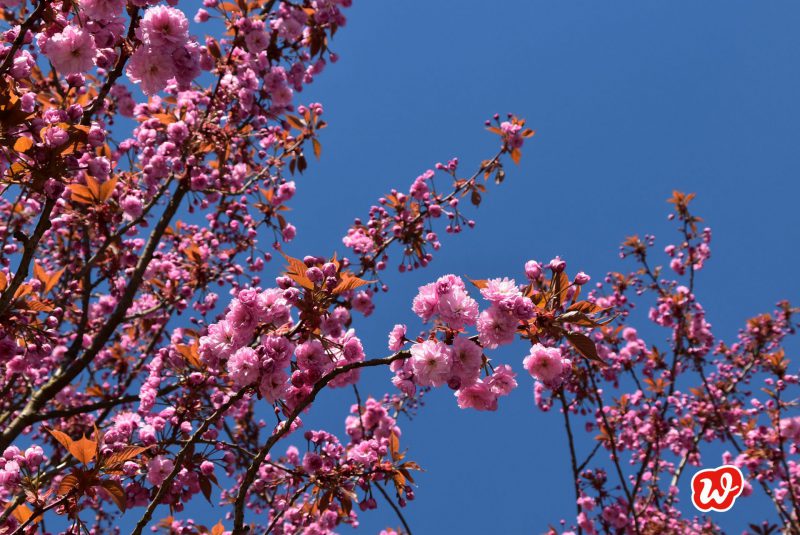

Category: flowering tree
[0, 1, 797, 534]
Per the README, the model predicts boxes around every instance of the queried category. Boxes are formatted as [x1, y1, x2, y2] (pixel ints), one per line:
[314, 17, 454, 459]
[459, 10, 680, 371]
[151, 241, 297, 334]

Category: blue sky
[278, 1, 800, 533]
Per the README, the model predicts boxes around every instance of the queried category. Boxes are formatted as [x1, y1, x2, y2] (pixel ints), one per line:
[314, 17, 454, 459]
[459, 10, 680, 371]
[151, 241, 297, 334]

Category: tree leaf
[281, 252, 314, 289]
[467, 278, 488, 290]
[285, 115, 305, 131]
[13, 136, 33, 153]
[567, 300, 606, 315]
[8, 503, 39, 525]
[71, 435, 98, 466]
[98, 176, 118, 202]
[100, 479, 127, 512]
[389, 431, 400, 461]
[57, 473, 81, 496]
[85, 175, 102, 201]
[176, 343, 202, 369]
[46, 427, 75, 453]
[566, 332, 604, 364]
[211, 521, 225, 535]
[68, 184, 95, 204]
[103, 445, 150, 469]
[332, 273, 372, 294]
[199, 475, 213, 503]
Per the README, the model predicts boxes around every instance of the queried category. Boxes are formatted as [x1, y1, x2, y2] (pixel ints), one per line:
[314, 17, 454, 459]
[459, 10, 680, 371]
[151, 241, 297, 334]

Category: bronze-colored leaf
[103, 445, 151, 469]
[211, 521, 225, 535]
[13, 136, 33, 153]
[100, 479, 126, 512]
[8, 503, 39, 525]
[46, 427, 75, 453]
[332, 273, 372, 294]
[566, 332, 604, 364]
[26, 299, 54, 313]
[85, 175, 102, 201]
[467, 278, 488, 290]
[389, 431, 400, 461]
[98, 176, 118, 202]
[70, 435, 98, 466]
[199, 475, 212, 503]
[68, 184, 95, 204]
[567, 300, 606, 315]
[57, 473, 81, 496]
[176, 343, 202, 369]
[285, 115, 305, 131]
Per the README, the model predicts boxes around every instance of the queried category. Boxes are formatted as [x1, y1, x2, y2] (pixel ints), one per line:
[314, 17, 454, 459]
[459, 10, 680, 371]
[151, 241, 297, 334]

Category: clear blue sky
[282, 1, 800, 533]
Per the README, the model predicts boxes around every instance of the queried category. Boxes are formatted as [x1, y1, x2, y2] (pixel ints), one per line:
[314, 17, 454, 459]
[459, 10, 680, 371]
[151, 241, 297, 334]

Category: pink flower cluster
[412, 274, 479, 330]
[43, 25, 97, 75]
[127, 6, 201, 95]
[0, 445, 44, 496]
[477, 277, 535, 349]
[523, 343, 571, 388]
[392, 273, 545, 410]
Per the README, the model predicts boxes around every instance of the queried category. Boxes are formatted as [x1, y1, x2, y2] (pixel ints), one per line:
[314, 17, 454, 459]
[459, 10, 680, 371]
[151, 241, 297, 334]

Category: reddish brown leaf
[98, 176, 118, 202]
[389, 432, 400, 461]
[467, 278, 488, 290]
[13, 136, 33, 153]
[8, 503, 39, 525]
[46, 427, 75, 453]
[566, 332, 604, 364]
[101, 479, 126, 512]
[103, 446, 150, 469]
[176, 343, 202, 369]
[57, 473, 81, 496]
[68, 184, 95, 204]
[332, 273, 372, 294]
[567, 300, 605, 315]
[70, 435, 98, 466]
[285, 115, 305, 131]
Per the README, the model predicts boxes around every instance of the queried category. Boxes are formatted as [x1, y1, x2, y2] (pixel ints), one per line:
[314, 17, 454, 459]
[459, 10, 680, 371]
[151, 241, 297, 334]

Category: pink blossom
[342, 228, 374, 254]
[411, 282, 438, 322]
[388, 324, 407, 351]
[44, 26, 97, 75]
[410, 340, 451, 387]
[146, 455, 174, 486]
[138, 5, 189, 50]
[227, 347, 260, 386]
[486, 364, 517, 396]
[352, 291, 374, 316]
[524, 260, 543, 280]
[455, 380, 498, 411]
[126, 46, 172, 96]
[780, 417, 800, 442]
[523, 344, 568, 387]
[81, 0, 126, 20]
[412, 275, 478, 329]
[476, 305, 518, 348]
[448, 336, 483, 388]
[480, 277, 520, 303]
[295, 340, 331, 373]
